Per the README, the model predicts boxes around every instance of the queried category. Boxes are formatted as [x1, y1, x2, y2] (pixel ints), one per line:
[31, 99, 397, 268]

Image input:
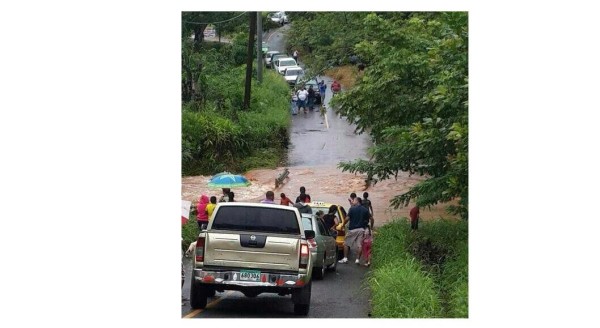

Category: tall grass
[369, 218, 468, 318]
[441, 239, 468, 317]
[182, 69, 291, 176]
[370, 259, 442, 318]
[182, 212, 199, 251]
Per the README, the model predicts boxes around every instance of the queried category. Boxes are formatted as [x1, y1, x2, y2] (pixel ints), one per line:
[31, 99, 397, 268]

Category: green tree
[286, 12, 370, 74]
[181, 12, 249, 103]
[332, 12, 468, 219]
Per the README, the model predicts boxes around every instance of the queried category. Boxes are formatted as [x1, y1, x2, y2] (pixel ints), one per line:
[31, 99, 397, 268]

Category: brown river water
[181, 165, 457, 227]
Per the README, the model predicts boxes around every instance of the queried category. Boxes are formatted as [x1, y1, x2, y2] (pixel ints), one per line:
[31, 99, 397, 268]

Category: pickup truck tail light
[195, 236, 206, 262]
[299, 241, 309, 269]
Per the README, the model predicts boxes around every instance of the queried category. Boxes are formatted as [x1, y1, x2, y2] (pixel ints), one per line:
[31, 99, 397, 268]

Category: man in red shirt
[331, 80, 341, 93]
[409, 206, 420, 230]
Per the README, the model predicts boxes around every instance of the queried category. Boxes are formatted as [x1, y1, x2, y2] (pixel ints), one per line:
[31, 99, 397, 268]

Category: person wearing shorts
[297, 87, 308, 113]
[339, 197, 370, 264]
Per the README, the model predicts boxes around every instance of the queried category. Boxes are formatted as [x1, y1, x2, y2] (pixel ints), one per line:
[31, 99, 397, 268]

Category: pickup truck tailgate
[204, 232, 300, 271]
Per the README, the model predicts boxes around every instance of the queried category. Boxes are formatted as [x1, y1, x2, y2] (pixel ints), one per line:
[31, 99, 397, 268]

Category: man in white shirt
[297, 87, 309, 113]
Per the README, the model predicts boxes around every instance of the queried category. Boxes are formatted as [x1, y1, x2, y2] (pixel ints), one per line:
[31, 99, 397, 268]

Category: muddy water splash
[182, 166, 455, 226]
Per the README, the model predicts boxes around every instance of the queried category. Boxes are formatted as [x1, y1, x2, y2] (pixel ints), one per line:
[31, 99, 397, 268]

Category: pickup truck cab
[190, 202, 314, 315]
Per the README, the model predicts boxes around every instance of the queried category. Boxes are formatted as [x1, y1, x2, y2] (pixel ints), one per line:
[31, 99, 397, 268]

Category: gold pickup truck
[190, 202, 315, 315]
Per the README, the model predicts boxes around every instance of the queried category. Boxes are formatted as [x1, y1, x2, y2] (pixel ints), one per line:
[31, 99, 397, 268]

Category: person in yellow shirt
[206, 196, 217, 223]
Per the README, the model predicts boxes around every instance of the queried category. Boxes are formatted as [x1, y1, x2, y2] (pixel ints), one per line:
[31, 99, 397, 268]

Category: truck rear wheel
[208, 288, 216, 297]
[292, 281, 311, 315]
[190, 280, 208, 309]
[294, 303, 310, 316]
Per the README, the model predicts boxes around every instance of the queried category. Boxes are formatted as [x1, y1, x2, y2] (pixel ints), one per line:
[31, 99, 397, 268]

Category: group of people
[195, 188, 235, 230]
[260, 186, 312, 212]
[292, 85, 316, 114]
[196, 183, 420, 267]
[291, 80, 330, 115]
[260, 187, 340, 238]
[260, 187, 374, 267]
[338, 192, 374, 266]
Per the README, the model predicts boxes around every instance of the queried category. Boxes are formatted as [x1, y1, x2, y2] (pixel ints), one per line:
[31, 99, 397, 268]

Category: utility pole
[256, 12, 263, 83]
[243, 12, 257, 110]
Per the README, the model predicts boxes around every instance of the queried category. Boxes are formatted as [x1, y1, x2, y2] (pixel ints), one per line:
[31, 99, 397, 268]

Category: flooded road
[181, 82, 455, 224]
[181, 26, 457, 226]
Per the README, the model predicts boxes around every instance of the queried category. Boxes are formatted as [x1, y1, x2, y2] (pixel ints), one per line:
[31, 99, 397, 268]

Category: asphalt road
[265, 24, 372, 167]
[181, 253, 371, 318]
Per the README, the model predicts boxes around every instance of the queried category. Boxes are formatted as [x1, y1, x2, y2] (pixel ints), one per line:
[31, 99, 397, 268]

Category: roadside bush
[182, 212, 199, 251]
[369, 218, 468, 318]
[441, 239, 468, 317]
[181, 108, 243, 175]
[369, 258, 442, 318]
[181, 67, 291, 176]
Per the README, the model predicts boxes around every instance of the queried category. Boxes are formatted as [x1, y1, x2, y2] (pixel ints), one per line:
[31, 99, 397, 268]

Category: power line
[182, 12, 248, 25]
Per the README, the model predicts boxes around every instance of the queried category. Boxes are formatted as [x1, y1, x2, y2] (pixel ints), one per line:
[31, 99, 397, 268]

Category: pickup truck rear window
[212, 206, 300, 234]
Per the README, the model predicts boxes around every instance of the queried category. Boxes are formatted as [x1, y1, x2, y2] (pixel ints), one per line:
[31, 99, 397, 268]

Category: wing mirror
[304, 230, 315, 239]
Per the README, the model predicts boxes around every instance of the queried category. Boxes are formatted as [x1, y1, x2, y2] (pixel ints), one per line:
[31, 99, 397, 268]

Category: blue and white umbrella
[207, 172, 251, 188]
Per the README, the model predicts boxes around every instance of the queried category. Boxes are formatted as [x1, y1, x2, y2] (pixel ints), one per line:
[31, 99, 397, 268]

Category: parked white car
[264, 50, 281, 68]
[283, 67, 304, 86]
[273, 57, 298, 75]
[269, 11, 289, 25]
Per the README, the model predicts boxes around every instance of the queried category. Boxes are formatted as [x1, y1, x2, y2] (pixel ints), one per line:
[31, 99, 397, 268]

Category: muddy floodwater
[182, 165, 456, 227]
[181, 73, 457, 226]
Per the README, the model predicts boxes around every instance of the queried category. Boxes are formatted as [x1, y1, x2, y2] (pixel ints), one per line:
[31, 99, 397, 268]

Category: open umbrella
[207, 172, 251, 188]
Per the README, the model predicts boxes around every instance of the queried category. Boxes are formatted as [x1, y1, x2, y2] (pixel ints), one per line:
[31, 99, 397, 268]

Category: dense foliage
[181, 12, 292, 176]
[370, 218, 468, 317]
[288, 12, 468, 219]
[182, 66, 291, 175]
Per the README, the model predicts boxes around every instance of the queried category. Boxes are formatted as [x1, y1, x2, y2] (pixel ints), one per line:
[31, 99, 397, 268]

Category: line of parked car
[263, 51, 303, 86]
[262, 51, 322, 105]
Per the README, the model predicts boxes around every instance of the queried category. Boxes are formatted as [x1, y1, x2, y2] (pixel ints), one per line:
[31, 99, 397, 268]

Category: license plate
[240, 270, 261, 281]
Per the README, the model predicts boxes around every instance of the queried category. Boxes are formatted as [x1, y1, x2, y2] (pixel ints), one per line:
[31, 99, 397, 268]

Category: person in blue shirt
[338, 197, 370, 264]
[318, 80, 327, 104]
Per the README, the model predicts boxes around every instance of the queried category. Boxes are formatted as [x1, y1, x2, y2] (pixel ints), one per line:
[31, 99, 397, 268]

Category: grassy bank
[182, 47, 292, 176]
[369, 218, 468, 318]
[182, 213, 200, 252]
